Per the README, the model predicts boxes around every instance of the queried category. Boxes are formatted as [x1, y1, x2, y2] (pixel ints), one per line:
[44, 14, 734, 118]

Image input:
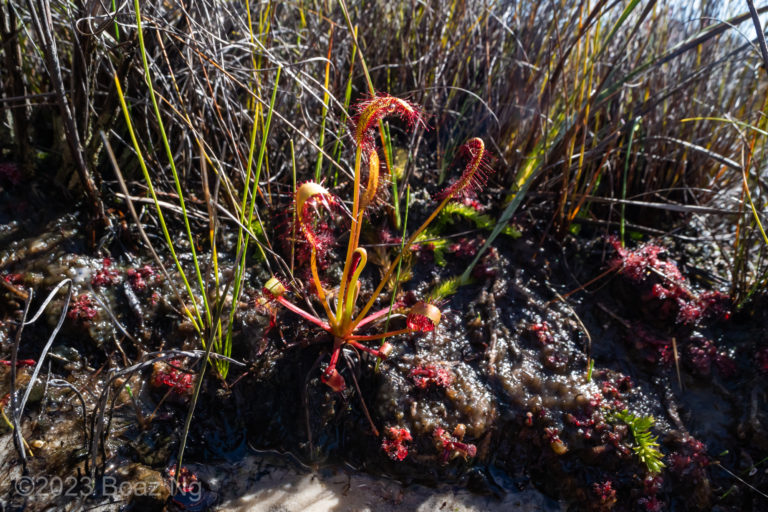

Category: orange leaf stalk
[353, 137, 491, 326]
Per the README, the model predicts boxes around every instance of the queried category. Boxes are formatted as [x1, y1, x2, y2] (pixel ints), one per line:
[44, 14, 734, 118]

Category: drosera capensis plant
[264, 93, 492, 391]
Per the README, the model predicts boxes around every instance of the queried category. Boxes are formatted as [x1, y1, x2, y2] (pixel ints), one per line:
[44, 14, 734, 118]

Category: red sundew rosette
[433, 426, 477, 463]
[381, 426, 413, 461]
[409, 364, 454, 389]
[406, 301, 442, 332]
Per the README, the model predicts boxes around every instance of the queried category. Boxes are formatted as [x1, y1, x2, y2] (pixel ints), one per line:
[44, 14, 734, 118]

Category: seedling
[264, 94, 492, 391]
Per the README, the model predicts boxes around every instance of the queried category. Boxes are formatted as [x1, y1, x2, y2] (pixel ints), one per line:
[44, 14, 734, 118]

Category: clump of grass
[4, 0, 768, 308]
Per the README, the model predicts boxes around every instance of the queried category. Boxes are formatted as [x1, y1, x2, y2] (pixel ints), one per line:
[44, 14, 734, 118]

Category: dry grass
[0, 0, 766, 304]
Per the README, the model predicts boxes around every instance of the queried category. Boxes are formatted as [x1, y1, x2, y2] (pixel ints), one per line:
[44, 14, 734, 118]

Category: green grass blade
[134, 0, 211, 328]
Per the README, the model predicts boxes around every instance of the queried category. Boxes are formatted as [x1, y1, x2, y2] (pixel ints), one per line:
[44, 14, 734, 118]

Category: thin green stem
[113, 74, 202, 333]
[134, 0, 211, 327]
[224, 67, 281, 358]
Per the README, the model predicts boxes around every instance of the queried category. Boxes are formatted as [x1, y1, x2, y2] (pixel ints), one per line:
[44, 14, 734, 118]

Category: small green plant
[612, 409, 666, 474]
[264, 94, 492, 391]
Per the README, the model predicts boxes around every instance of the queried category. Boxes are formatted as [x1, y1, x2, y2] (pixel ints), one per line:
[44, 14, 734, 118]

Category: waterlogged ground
[0, 200, 767, 511]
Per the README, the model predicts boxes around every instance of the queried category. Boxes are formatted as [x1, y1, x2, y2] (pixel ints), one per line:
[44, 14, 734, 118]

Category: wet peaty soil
[0, 194, 766, 511]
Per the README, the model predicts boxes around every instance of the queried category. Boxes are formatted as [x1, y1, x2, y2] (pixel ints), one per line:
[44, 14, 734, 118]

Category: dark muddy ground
[0, 183, 766, 512]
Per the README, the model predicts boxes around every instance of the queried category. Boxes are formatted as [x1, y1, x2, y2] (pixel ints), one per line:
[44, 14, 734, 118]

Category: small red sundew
[151, 361, 194, 395]
[687, 338, 717, 376]
[669, 435, 709, 482]
[692, 290, 731, 323]
[436, 138, 493, 202]
[610, 238, 732, 328]
[68, 294, 98, 324]
[599, 380, 626, 410]
[530, 322, 554, 345]
[610, 238, 685, 284]
[127, 265, 154, 291]
[91, 258, 120, 288]
[433, 427, 477, 463]
[592, 480, 617, 509]
[352, 94, 425, 151]
[381, 426, 412, 461]
[409, 364, 454, 389]
[448, 237, 480, 259]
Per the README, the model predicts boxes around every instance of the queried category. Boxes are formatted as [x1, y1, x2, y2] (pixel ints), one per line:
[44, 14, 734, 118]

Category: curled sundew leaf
[406, 301, 442, 332]
[295, 181, 336, 249]
[263, 276, 287, 298]
[353, 94, 425, 151]
[437, 138, 493, 201]
[360, 150, 380, 210]
[296, 181, 334, 218]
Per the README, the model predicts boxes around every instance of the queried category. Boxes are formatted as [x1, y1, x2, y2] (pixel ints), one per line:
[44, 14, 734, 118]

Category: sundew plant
[264, 94, 492, 391]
